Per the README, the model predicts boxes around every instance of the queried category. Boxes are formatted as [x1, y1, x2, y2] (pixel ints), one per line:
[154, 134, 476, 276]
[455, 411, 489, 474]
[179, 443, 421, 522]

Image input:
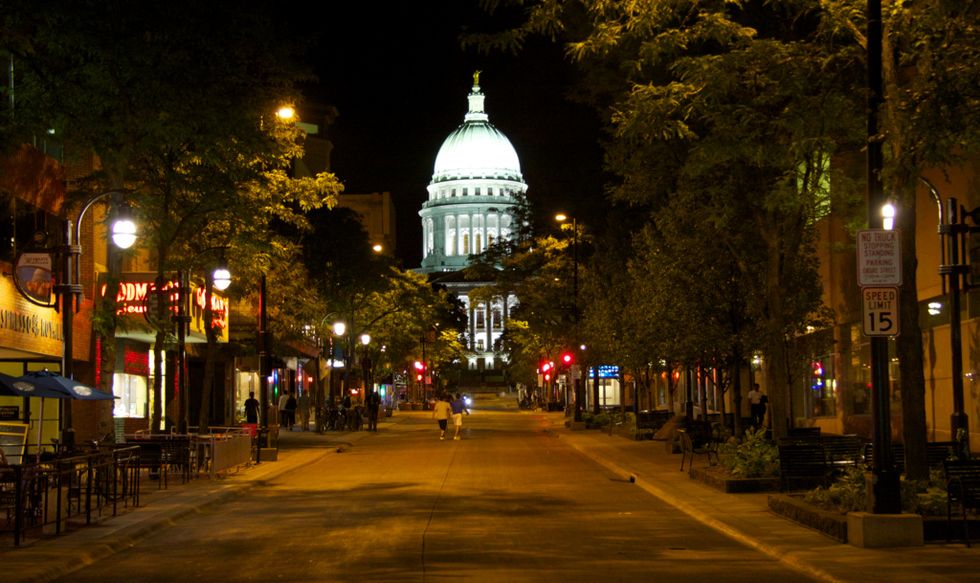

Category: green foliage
[802, 466, 867, 514]
[803, 466, 949, 516]
[716, 427, 779, 478]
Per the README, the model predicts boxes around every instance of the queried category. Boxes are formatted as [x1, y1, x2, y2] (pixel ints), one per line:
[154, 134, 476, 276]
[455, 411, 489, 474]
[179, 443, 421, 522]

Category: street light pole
[258, 274, 271, 429]
[557, 213, 583, 421]
[56, 191, 136, 447]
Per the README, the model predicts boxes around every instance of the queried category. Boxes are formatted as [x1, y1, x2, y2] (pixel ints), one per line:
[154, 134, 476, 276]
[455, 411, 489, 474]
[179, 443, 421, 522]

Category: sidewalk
[1, 427, 379, 583]
[551, 414, 980, 583]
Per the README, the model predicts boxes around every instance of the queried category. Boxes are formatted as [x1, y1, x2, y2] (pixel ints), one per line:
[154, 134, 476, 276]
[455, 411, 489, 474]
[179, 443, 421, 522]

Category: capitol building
[418, 74, 526, 371]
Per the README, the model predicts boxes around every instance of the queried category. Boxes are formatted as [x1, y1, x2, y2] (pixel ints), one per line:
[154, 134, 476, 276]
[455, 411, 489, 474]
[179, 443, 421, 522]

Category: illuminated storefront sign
[99, 274, 229, 342]
[588, 365, 620, 379]
[0, 276, 63, 357]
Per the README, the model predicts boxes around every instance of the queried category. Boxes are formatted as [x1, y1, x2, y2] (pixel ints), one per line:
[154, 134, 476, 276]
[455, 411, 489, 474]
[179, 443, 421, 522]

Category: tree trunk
[199, 276, 218, 432]
[732, 348, 744, 438]
[765, 238, 791, 441]
[97, 245, 122, 441]
[896, 180, 929, 480]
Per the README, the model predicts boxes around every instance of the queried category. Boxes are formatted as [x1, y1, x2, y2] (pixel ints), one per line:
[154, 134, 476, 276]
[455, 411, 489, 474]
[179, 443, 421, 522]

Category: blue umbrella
[0, 372, 68, 399]
[15, 370, 116, 401]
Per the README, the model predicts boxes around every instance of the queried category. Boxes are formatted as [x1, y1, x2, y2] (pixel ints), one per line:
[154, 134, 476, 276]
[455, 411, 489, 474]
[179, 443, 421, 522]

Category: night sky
[301, 3, 606, 267]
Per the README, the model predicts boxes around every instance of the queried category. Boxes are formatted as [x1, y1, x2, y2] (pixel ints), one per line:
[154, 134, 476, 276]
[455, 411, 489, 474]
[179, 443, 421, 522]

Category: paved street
[49, 402, 803, 582]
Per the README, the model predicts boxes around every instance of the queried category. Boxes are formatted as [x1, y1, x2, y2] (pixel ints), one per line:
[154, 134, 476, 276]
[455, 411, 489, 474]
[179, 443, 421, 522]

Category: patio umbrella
[0, 372, 67, 399]
[15, 370, 116, 401]
[1, 372, 71, 463]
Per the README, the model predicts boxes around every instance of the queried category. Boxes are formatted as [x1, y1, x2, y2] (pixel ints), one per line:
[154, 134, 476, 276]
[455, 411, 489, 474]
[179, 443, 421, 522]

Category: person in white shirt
[432, 395, 453, 440]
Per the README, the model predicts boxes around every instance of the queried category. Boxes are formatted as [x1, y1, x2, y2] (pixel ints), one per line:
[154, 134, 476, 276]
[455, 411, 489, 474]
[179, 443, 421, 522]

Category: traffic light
[414, 360, 425, 382]
[561, 352, 573, 366]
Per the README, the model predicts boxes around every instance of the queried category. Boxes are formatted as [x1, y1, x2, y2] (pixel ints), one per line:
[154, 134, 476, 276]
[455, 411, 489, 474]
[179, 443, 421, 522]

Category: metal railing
[0, 446, 141, 546]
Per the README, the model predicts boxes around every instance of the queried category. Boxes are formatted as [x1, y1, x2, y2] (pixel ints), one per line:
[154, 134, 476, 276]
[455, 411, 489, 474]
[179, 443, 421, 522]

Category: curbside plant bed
[768, 495, 980, 544]
[690, 467, 780, 494]
[768, 494, 848, 543]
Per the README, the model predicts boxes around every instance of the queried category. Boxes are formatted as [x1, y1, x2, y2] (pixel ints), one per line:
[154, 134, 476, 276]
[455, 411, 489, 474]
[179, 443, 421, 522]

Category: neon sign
[100, 278, 228, 330]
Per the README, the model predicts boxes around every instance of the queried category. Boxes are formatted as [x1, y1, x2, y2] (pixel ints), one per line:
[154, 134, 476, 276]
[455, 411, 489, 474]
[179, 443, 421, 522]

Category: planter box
[690, 467, 780, 493]
[768, 494, 848, 542]
[769, 495, 980, 544]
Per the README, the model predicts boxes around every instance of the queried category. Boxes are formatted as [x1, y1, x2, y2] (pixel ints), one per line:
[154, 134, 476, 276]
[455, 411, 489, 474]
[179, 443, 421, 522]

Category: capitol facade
[418, 74, 526, 371]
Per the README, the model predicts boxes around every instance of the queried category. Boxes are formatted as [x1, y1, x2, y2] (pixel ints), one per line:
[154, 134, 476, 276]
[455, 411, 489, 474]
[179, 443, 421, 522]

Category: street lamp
[556, 213, 583, 420]
[57, 191, 137, 445]
[213, 266, 232, 291]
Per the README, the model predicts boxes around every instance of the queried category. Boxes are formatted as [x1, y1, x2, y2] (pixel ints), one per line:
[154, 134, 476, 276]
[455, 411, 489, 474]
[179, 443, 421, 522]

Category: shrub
[803, 466, 948, 515]
[716, 427, 779, 478]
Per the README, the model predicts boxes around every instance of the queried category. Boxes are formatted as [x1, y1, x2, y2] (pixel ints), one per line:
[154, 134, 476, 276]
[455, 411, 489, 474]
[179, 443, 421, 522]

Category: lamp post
[556, 213, 583, 421]
[56, 191, 137, 446]
[922, 176, 973, 456]
[258, 274, 271, 430]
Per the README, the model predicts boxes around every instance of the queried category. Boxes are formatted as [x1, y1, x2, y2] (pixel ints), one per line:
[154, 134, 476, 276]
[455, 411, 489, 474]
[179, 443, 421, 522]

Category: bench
[778, 442, 830, 491]
[864, 441, 960, 474]
[944, 459, 980, 546]
[821, 435, 864, 472]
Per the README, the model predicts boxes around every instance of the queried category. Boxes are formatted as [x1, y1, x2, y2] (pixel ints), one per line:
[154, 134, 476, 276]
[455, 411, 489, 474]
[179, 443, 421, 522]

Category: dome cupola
[430, 72, 524, 184]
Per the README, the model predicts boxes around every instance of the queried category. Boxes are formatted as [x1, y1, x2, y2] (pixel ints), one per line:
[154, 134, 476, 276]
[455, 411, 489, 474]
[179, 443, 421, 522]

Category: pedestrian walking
[748, 383, 766, 429]
[432, 394, 452, 440]
[366, 390, 382, 431]
[298, 391, 311, 431]
[243, 391, 260, 424]
[277, 390, 290, 428]
[284, 390, 297, 431]
[450, 393, 470, 440]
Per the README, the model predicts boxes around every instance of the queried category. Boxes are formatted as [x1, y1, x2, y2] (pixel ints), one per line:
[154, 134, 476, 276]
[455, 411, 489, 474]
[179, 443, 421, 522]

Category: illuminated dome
[431, 77, 523, 183]
[419, 73, 528, 275]
[418, 73, 526, 374]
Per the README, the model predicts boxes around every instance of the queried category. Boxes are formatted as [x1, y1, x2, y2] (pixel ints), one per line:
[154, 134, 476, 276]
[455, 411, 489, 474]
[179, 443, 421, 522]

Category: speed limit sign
[862, 287, 899, 336]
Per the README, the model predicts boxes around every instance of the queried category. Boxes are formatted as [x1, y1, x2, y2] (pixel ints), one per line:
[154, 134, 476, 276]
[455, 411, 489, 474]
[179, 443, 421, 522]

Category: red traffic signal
[541, 361, 553, 374]
[561, 352, 573, 366]
[416, 374, 423, 382]
[414, 360, 425, 371]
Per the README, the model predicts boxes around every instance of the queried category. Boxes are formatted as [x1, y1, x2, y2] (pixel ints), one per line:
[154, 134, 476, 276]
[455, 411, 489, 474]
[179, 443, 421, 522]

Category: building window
[492, 306, 503, 329]
[475, 187, 481, 195]
[113, 372, 148, 419]
[462, 188, 468, 196]
[475, 306, 485, 328]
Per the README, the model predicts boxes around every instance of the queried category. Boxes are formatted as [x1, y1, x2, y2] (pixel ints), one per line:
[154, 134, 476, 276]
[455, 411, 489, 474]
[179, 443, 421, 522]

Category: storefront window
[113, 373, 148, 418]
[806, 358, 837, 418]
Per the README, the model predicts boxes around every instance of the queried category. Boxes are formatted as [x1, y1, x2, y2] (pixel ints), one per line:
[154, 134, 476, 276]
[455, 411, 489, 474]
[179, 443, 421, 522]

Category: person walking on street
[284, 390, 297, 431]
[432, 394, 452, 440]
[450, 393, 470, 440]
[366, 390, 382, 431]
[277, 390, 290, 428]
[748, 384, 766, 429]
[244, 391, 260, 424]
[298, 391, 311, 431]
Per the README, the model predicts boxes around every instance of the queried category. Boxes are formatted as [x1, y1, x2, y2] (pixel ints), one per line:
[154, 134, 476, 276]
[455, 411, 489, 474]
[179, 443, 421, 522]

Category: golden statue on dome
[473, 70, 481, 86]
